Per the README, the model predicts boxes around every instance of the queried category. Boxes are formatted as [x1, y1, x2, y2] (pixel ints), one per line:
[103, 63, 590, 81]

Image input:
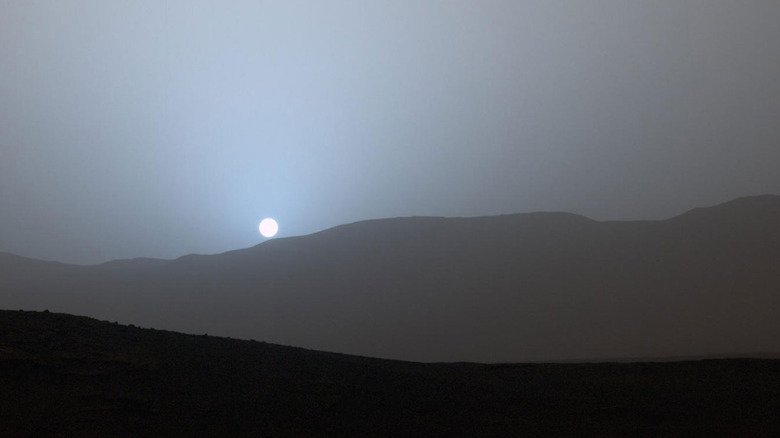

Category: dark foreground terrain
[2, 310, 779, 437]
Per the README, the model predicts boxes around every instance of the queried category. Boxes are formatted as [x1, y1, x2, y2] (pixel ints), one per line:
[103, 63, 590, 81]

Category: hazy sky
[2, 0, 779, 264]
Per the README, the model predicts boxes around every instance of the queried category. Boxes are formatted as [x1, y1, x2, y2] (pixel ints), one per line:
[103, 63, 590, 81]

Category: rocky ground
[2, 309, 779, 437]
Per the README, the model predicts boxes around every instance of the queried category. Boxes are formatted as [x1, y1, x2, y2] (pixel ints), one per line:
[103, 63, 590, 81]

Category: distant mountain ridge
[2, 195, 780, 362]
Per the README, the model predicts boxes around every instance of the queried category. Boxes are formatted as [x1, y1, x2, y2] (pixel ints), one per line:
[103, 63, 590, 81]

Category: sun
[259, 218, 278, 238]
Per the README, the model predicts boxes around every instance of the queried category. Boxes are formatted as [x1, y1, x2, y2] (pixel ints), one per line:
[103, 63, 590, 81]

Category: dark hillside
[2, 196, 780, 362]
[2, 310, 780, 437]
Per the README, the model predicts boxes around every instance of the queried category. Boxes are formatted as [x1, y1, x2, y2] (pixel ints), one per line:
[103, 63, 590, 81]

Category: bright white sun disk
[259, 218, 278, 238]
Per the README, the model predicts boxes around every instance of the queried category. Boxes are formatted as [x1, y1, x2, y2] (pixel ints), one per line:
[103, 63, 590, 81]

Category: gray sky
[2, 0, 779, 264]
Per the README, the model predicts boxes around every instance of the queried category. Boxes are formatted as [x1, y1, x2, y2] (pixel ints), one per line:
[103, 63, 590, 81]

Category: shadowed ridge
[242, 211, 596, 244]
[670, 194, 780, 221]
[0, 252, 85, 277]
[0, 252, 169, 278]
[164, 211, 598, 274]
[3, 195, 780, 362]
[2, 309, 780, 437]
[132, 196, 780, 361]
[660, 194, 780, 248]
[0, 251, 73, 267]
[97, 257, 170, 268]
[301, 211, 597, 239]
[0, 251, 170, 272]
[240, 210, 599, 259]
[96, 257, 170, 271]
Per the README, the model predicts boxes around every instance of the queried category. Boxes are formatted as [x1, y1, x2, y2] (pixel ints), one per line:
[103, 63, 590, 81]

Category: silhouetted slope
[2, 310, 780, 437]
[96, 257, 169, 271]
[2, 195, 780, 362]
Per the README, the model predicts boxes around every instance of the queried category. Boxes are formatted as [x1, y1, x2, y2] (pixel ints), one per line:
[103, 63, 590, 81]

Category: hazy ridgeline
[2, 195, 780, 362]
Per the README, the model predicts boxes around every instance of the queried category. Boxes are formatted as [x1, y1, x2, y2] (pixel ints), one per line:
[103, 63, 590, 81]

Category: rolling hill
[2, 195, 780, 362]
